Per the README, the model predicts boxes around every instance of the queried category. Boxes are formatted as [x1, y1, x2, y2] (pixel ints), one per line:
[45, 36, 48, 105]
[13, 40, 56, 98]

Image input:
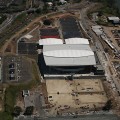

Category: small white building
[24, 34, 33, 39]
[92, 25, 102, 29]
[22, 90, 30, 97]
[59, 0, 67, 4]
[47, 2, 53, 6]
[108, 17, 120, 24]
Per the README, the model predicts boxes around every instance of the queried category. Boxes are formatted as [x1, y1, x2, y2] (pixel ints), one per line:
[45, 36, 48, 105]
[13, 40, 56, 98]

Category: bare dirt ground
[45, 79, 107, 116]
[103, 26, 120, 51]
[4, 40, 16, 53]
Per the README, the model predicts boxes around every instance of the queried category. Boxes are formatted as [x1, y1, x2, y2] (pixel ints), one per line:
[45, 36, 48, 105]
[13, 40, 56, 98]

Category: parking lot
[18, 41, 38, 55]
[40, 28, 60, 39]
[59, 16, 82, 39]
[2, 55, 32, 83]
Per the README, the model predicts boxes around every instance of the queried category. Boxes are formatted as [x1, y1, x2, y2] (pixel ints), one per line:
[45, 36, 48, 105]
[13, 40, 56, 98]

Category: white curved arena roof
[65, 38, 89, 44]
[43, 44, 96, 66]
[39, 38, 63, 45]
[44, 50, 94, 58]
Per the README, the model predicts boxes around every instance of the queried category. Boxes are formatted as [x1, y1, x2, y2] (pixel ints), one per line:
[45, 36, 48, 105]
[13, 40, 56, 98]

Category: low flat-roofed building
[108, 17, 120, 24]
[92, 26, 103, 36]
[92, 25, 102, 29]
[108, 17, 119, 21]
[43, 44, 96, 66]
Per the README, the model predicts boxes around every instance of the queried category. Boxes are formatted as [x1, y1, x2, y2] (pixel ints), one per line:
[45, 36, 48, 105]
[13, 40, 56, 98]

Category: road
[73, 2, 120, 94]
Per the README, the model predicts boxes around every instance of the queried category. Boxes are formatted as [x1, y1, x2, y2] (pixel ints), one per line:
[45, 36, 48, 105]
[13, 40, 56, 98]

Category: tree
[43, 19, 51, 25]
[0, 112, 13, 120]
[12, 106, 22, 117]
[98, 11, 103, 16]
[24, 106, 34, 115]
[42, 4, 49, 13]
[102, 100, 112, 111]
[4, 104, 13, 114]
[104, 48, 109, 53]
[36, 8, 42, 14]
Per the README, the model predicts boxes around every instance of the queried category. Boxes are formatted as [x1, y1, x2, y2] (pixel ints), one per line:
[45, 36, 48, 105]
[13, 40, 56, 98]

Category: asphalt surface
[2, 55, 32, 83]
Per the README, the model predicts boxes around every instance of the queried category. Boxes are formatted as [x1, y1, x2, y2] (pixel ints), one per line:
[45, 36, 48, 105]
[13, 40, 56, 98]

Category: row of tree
[13, 106, 34, 117]
[13, 100, 112, 117]
[90, 0, 120, 16]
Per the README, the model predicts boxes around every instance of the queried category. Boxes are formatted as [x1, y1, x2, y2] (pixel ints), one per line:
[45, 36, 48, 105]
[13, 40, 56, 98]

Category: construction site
[42, 79, 107, 116]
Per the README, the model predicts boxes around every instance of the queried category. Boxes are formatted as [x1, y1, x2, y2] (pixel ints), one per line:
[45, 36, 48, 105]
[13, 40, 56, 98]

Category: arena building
[38, 38, 104, 77]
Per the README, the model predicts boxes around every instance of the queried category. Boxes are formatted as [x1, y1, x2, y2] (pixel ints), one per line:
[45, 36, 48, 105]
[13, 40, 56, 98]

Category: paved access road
[74, 2, 120, 94]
